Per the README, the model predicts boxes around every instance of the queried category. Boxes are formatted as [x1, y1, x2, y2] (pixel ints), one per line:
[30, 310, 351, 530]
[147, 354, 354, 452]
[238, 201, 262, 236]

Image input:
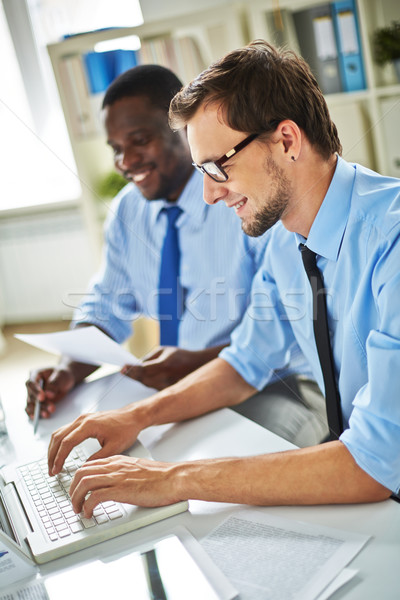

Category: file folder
[331, 0, 366, 92]
[83, 49, 138, 94]
[294, 5, 342, 95]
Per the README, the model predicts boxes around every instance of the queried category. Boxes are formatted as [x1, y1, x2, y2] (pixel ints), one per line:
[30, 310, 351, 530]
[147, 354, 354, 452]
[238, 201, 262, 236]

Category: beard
[242, 155, 292, 237]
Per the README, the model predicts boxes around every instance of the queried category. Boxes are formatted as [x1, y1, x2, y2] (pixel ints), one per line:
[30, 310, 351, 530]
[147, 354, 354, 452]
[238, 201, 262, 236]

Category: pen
[33, 378, 43, 435]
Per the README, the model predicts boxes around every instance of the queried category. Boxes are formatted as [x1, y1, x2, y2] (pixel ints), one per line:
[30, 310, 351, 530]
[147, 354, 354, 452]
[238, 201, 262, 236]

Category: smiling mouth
[232, 198, 247, 213]
[129, 167, 153, 184]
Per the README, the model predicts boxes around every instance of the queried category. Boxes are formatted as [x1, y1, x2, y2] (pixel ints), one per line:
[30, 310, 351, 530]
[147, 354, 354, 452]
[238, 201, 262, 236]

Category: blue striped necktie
[158, 206, 183, 346]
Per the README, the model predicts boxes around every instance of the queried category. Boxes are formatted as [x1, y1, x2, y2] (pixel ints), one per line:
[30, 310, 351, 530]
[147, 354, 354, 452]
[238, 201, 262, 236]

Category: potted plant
[96, 171, 127, 200]
[95, 171, 127, 220]
[373, 21, 400, 81]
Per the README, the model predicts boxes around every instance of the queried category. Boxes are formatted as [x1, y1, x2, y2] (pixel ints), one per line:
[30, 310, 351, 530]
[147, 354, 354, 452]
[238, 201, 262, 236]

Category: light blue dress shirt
[75, 170, 269, 350]
[221, 156, 400, 494]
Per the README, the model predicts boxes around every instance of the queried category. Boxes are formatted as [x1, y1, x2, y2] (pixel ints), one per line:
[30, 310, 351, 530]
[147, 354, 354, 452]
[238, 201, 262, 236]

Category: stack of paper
[201, 509, 369, 600]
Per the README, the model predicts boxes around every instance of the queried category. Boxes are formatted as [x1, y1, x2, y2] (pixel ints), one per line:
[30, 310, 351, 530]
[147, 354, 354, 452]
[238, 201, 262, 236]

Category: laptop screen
[0, 491, 20, 546]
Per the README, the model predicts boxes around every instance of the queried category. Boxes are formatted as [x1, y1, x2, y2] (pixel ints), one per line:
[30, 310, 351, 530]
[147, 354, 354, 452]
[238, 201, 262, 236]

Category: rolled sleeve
[340, 260, 400, 494]
[220, 265, 303, 390]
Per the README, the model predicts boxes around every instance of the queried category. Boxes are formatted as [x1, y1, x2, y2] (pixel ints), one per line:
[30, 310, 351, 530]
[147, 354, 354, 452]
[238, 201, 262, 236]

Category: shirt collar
[295, 155, 356, 261]
[149, 169, 206, 229]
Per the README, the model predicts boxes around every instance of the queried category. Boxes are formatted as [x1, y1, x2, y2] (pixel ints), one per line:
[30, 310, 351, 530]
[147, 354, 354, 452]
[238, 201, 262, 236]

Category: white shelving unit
[244, 0, 400, 176]
[47, 0, 399, 242]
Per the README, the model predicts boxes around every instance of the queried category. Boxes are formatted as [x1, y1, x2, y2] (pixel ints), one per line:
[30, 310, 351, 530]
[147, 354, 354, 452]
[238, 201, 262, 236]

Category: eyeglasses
[192, 133, 259, 182]
[192, 120, 281, 182]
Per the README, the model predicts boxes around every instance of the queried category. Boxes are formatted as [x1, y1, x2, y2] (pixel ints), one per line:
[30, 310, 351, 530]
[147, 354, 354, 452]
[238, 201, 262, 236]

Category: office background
[0, 0, 399, 375]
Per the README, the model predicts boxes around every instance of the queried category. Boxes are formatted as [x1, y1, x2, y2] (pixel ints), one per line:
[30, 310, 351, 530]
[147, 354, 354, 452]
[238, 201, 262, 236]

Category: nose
[203, 175, 229, 206]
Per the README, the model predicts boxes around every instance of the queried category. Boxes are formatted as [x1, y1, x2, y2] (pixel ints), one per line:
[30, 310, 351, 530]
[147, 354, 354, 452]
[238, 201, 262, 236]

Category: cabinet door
[380, 97, 400, 177]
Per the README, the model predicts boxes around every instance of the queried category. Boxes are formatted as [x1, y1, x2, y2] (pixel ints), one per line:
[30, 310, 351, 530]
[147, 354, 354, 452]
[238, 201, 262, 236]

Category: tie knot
[300, 244, 318, 274]
[165, 206, 182, 227]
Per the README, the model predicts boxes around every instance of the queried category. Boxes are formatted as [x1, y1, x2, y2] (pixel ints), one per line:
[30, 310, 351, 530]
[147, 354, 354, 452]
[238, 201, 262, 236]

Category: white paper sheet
[316, 568, 358, 600]
[15, 327, 140, 367]
[0, 581, 47, 600]
[0, 533, 37, 589]
[201, 510, 369, 600]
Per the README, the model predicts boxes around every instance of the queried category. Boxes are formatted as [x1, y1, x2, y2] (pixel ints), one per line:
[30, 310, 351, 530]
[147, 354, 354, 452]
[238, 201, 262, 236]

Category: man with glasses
[47, 40, 398, 509]
[27, 63, 326, 449]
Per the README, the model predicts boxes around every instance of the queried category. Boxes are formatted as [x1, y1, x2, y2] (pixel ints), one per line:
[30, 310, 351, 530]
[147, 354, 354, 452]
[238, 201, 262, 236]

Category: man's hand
[69, 444, 392, 516]
[69, 456, 184, 517]
[47, 408, 142, 476]
[25, 367, 76, 420]
[121, 345, 225, 390]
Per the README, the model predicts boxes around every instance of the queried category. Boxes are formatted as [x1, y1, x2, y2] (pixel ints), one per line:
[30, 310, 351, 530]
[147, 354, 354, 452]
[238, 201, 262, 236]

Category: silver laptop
[0, 438, 188, 564]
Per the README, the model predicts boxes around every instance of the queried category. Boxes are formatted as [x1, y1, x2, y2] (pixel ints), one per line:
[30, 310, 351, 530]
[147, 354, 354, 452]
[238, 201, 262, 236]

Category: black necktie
[300, 244, 343, 440]
[158, 206, 183, 346]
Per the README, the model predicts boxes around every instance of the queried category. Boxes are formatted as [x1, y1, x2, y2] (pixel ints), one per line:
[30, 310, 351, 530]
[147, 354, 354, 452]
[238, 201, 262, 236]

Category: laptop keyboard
[18, 447, 123, 542]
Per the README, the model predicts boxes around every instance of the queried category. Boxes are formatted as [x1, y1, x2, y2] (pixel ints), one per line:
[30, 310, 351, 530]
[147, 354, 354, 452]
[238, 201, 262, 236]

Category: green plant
[373, 21, 400, 66]
[95, 171, 127, 200]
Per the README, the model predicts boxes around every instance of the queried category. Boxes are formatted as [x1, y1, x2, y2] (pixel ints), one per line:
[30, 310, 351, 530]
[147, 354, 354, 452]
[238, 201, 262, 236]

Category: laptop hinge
[0, 476, 33, 556]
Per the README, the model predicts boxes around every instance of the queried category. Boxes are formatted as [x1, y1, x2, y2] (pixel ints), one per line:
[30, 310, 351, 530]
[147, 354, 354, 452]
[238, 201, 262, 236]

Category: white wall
[140, 0, 237, 23]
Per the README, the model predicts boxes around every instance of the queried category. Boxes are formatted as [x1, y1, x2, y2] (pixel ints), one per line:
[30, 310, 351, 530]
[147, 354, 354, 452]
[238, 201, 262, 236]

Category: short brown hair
[169, 40, 342, 159]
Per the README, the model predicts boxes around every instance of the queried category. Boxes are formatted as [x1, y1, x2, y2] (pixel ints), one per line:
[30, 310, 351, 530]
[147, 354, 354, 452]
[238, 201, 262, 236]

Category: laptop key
[58, 529, 71, 538]
[80, 517, 96, 529]
[95, 514, 109, 525]
[70, 522, 84, 533]
[108, 510, 123, 520]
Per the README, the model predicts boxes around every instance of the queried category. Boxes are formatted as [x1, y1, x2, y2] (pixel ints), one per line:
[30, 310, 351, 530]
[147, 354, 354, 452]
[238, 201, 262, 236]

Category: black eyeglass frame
[192, 133, 259, 182]
[192, 121, 281, 182]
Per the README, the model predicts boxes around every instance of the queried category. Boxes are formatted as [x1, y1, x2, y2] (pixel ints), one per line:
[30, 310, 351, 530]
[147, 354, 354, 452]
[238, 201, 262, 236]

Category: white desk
[1, 372, 399, 599]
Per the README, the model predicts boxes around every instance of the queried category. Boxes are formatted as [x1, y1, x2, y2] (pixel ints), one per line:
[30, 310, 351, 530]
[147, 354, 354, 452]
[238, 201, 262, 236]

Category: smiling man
[27, 64, 325, 448]
[45, 42, 400, 514]
[24, 64, 267, 405]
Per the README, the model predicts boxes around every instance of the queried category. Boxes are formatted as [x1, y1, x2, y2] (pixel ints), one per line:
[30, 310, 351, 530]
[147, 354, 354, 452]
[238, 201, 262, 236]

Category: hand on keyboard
[20, 449, 124, 542]
[48, 407, 143, 477]
[68, 455, 184, 518]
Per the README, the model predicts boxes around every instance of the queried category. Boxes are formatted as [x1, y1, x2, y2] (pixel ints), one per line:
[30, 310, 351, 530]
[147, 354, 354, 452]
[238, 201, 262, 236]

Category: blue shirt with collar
[75, 169, 269, 350]
[221, 156, 400, 494]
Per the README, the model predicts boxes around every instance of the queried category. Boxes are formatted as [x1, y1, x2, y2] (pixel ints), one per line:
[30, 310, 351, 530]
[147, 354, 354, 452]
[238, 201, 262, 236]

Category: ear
[275, 120, 302, 163]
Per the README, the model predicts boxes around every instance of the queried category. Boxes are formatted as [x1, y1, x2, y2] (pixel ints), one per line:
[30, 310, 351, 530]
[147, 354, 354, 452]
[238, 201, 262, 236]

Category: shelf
[47, 0, 399, 216]
[374, 83, 400, 98]
[325, 88, 371, 105]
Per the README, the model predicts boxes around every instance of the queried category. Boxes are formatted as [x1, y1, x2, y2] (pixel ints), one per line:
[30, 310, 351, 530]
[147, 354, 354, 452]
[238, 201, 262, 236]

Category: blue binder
[331, 0, 366, 92]
[83, 49, 138, 94]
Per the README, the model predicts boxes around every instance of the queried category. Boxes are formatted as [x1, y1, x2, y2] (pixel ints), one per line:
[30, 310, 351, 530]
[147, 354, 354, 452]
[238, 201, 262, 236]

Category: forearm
[128, 357, 256, 430]
[188, 344, 227, 369]
[174, 441, 392, 506]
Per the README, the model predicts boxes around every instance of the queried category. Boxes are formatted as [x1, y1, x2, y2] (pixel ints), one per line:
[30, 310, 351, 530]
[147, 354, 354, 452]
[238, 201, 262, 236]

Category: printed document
[15, 326, 140, 367]
[201, 509, 369, 600]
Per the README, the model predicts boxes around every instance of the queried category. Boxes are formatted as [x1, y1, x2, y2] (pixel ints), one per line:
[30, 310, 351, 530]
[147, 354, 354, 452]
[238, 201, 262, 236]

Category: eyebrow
[197, 155, 216, 165]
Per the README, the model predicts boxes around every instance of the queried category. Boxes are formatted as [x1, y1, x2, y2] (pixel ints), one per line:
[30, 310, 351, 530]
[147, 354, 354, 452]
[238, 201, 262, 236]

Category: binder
[83, 49, 138, 95]
[331, 0, 366, 92]
[294, 5, 342, 95]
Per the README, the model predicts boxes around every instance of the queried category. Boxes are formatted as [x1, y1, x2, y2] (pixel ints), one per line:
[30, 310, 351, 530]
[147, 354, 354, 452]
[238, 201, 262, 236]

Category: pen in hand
[33, 378, 43, 435]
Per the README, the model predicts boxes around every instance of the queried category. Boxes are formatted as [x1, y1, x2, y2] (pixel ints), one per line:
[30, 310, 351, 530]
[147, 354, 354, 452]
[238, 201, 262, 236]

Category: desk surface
[1, 372, 399, 599]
